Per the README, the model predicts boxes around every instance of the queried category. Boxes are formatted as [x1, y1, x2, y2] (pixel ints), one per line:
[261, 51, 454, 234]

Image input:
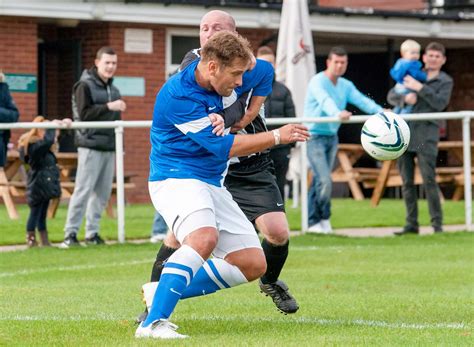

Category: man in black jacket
[256, 46, 296, 199]
[61, 47, 126, 248]
[0, 71, 19, 169]
[387, 42, 453, 235]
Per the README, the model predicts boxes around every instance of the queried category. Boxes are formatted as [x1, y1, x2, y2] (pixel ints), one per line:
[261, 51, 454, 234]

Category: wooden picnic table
[315, 142, 474, 206]
[1, 149, 136, 220]
[369, 141, 474, 206]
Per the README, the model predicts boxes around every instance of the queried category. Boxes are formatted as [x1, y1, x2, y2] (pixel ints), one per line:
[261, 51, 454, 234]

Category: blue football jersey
[149, 58, 273, 187]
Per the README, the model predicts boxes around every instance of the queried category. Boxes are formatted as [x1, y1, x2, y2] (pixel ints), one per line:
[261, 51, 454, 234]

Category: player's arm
[230, 95, 266, 132]
[229, 123, 309, 157]
[219, 92, 249, 128]
[347, 82, 382, 115]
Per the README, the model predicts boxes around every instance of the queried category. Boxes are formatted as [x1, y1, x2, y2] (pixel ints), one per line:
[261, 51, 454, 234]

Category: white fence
[1, 111, 472, 240]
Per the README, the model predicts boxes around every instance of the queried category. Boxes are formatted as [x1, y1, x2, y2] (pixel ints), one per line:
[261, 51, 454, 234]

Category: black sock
[260, 238, 289, 284]
[150, 244, 178, 282]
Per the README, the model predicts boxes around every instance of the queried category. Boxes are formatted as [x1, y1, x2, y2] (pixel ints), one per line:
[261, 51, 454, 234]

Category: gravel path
[0, 224, 468, 253]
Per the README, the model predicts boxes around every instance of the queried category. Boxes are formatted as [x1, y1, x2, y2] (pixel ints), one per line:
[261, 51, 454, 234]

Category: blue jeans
[307, 135, 338, 225]
[151, 211, 167, 236]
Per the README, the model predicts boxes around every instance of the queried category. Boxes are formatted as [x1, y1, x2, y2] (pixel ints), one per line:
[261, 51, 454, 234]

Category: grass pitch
[1, 232, 473, 345]
[0, 199, 471, 245]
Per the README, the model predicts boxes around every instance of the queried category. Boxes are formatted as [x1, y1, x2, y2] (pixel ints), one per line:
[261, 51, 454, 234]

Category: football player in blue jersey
[138, 11, 301, 327]
[135, 31, 308, 339]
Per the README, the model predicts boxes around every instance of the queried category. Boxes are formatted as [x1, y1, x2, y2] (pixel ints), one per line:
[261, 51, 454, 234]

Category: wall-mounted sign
[124, 28, 153, 54]
[5, 73, 37, 93]
[114, 76, 145, 97]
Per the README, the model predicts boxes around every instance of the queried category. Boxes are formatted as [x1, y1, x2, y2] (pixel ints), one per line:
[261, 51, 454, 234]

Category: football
[360, 111, 410, 161]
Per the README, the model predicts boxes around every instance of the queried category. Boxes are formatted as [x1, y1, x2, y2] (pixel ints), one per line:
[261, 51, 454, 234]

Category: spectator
[0, 71, 19, 169]
[256, 46, 296, 200]
[150, 212, 167, 243]
[61, 46, 126, 248]
[388, 42, 453, 235]
[304, 46, 382, 234]
[390, 39, 427, 114]
[18, 116, 71, 247]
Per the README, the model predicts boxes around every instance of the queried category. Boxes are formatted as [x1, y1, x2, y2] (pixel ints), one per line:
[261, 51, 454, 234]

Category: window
[166, 28, 200, 78]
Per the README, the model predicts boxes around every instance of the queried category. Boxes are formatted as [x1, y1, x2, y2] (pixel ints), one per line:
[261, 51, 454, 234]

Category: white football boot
[142, 281, 159, 311]
[135, 319, 188, 339]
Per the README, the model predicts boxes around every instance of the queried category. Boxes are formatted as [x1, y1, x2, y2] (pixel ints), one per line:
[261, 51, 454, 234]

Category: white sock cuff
[164, 244, 205, 285]
[205, 258, 248, 288]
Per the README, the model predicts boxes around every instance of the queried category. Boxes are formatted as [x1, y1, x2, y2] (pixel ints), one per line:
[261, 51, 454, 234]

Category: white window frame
[165, 28, 200, 78]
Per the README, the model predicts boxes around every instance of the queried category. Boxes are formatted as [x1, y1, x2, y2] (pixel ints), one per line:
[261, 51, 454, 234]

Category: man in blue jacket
[304, 46, 382, 234]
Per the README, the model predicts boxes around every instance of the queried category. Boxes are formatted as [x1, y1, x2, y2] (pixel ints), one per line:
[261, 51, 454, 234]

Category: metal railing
[1, 111, 472, 240]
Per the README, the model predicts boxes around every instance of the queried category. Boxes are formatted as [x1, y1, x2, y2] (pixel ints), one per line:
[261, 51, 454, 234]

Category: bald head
[200, 10, 237, 47]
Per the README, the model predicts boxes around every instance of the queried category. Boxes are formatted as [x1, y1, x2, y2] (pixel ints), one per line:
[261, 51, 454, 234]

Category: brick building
[1, 0, 473, 203]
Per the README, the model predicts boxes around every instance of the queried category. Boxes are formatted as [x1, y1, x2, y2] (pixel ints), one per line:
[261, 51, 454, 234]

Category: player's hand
[338, 110, 352, 121]
[208, 113, 225, 136]
[403, 75, 423, 92]
[278, 124, 310, 145]
[107, 99, 127, 112]
[404, 93, 417, 105]
[61, 118, 73, 128]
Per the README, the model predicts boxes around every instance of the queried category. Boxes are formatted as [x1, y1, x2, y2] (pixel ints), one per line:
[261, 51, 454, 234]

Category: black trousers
[27, 200, 50, 232]
[397, 150, 442, 231]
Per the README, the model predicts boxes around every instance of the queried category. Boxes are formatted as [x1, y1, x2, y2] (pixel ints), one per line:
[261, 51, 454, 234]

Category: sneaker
[135, 319, 188, 339]
[85, 233, 105, 245]
[59, 233, 81, 249]
[259, 279, 299, 314]
[150, 233, 166, 243]
[307, 222, 323, 234]
[320, 219, 333, 234]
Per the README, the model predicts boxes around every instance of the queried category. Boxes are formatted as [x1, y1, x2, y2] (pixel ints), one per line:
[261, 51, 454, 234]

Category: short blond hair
[400, 39, 421, 54]
[201, 31, 253, 68]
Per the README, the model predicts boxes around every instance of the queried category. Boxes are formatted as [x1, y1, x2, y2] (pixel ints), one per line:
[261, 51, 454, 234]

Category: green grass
[0, 199, 471, 245]
[0, 233, 473, 345]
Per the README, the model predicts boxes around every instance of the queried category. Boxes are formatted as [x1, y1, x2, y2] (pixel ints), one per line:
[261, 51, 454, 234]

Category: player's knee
[184, 227, 218, 258]
[163, 232, 180, 249]
[266, 227, 289, 245]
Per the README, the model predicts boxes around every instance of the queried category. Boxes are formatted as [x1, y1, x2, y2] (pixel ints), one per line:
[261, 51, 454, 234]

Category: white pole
[291, 179, 299, 208]
[300, 141, 308, 232]
[462, 115, 472, 231]
[115, 122, 126, 243]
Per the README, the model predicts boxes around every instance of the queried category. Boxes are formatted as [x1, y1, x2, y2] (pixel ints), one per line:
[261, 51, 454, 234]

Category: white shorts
[148, 179, 262, 258]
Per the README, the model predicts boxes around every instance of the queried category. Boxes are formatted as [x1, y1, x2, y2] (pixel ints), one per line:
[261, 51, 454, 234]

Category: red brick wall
[0, 17, 37, 121]
[318, 0, 426, 10]
[103, 23, 167, 203]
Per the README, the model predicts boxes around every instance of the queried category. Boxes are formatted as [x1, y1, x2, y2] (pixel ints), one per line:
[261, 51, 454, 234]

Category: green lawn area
[0, 199, 472, 245]
[0, 233, 472, 345]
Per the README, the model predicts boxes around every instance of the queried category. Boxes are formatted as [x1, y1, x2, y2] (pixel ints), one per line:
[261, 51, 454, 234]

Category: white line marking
[0, 259, 151, 278]
[0, 314, 467, 330]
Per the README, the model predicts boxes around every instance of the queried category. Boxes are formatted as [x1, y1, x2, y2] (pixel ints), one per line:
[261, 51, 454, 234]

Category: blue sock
[181, 258, 247, 299]
[143, 245, 203, 327]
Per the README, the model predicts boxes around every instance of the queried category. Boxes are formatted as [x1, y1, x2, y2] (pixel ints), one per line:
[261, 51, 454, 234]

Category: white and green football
[361, 111, 410, 161]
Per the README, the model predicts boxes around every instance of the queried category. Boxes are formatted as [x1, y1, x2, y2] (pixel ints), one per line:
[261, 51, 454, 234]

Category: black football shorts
[224, 156, 285, 223]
